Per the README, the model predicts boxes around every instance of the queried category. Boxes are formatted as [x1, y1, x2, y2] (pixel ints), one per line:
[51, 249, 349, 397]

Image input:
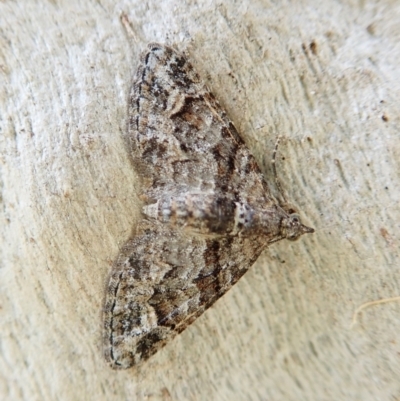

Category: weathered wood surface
[1, 1, 399, 400]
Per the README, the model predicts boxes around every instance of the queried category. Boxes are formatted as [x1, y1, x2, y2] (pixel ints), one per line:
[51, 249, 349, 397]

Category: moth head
[283, 213, 314, 241]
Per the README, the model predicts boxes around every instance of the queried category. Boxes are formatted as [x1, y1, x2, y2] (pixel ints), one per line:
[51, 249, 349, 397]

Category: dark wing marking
[103, 220, 265, 369]
[128, 43, 271, 204]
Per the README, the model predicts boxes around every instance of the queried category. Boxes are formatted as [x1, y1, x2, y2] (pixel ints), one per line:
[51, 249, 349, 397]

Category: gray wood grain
[1, 1, 399, 400]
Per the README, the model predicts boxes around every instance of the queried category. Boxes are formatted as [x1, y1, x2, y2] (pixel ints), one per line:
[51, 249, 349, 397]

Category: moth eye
[291, 214, 300, 223]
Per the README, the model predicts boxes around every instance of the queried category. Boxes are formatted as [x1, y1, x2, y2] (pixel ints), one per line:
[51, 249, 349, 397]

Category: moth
[103, 43, 314, 369]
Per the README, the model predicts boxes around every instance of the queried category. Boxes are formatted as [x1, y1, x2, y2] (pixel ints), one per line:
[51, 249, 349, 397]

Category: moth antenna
[272, 135, 288, 205]
[120, 12, 141, 45]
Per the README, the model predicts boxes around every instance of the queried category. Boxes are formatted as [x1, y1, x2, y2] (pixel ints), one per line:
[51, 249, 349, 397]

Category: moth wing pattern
[103, 43, 313, 369]
[104, 44, 273, 368]
[128, 43, 272, 206]
[103, 220, 263, 369]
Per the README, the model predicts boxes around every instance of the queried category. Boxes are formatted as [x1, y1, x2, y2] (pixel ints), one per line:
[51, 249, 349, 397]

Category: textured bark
[1, 1, 399, 400]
